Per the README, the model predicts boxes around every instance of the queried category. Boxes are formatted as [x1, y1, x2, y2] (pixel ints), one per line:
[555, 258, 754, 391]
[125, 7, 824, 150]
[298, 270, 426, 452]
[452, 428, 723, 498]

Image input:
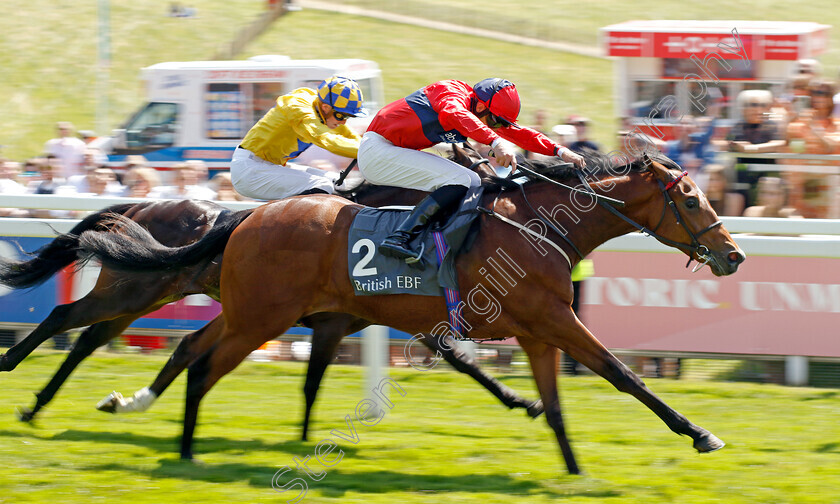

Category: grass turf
[0, 350, 838, 503]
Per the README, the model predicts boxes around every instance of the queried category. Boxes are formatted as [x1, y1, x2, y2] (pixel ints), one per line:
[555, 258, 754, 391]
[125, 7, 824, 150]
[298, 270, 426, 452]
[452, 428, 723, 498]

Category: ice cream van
[91, 55, 385, 172]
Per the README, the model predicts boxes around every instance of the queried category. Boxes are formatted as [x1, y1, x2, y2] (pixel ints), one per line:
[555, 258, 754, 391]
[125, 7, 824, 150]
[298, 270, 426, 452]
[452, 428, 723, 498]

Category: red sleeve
[426, 81, 501, 146]
[497, 124, 562, 157]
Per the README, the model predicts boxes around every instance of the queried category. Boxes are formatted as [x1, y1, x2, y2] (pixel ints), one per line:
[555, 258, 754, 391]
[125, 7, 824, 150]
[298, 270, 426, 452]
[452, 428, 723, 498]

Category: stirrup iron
[404, 242, 425, 265]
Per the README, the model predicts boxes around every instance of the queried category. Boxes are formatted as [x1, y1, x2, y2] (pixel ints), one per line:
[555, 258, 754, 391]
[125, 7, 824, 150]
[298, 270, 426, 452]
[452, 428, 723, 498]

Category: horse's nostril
[728, 251, 745, 265]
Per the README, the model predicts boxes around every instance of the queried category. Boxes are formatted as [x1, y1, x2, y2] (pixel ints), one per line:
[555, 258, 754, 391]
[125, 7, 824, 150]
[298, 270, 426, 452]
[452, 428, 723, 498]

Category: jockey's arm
[294, 119, 361, 159]
[434, 90, 500, 146]
[434, 93, 518, 167]
[496, 124, 562, 157]
[497, 125, 585, 168]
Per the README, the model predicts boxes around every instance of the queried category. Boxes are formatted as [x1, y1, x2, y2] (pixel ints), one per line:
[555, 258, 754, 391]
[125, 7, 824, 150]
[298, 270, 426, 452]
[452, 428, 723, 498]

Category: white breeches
[230, 147, 337, 200]
[357, 132, 481, 192]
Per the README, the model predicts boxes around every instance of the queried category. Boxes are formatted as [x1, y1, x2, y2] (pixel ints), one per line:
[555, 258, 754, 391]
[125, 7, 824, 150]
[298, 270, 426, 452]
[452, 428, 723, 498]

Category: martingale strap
[432, 231, 466, 337]
[477, 206, 572, 269]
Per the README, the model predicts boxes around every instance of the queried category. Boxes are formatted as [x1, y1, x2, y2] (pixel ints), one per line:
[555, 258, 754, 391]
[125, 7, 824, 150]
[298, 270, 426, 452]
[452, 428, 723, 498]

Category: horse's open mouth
[707, 248, 746, 276]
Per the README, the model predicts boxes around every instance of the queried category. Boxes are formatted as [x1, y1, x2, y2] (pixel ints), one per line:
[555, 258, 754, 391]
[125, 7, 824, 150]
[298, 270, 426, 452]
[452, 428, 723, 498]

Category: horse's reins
[576, 167, 722, 272]
[513, 164, 625, 207]
[474, 157, 722, 273]
[470, 159, 597, 270]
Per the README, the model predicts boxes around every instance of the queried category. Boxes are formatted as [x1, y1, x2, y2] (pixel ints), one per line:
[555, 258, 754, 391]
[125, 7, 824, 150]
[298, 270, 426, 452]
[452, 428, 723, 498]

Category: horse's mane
[479, 149, 679, 194]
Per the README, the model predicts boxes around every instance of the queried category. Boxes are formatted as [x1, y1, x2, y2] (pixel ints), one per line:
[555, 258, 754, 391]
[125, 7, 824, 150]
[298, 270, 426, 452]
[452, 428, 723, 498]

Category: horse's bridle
[473, 157, 722, 272]
[582, 169, 722, 271]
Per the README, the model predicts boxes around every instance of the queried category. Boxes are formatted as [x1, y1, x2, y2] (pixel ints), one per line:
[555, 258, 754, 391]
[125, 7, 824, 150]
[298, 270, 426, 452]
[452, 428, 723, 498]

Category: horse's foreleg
[301, 324, 348, 441]
[18, 317, 134, 422]
[1, 284, 169, 372]
[96, 315, 225, 414]
[519, 338, 580, 475]
[425, 333, 542, 417]
[557, 312, 723, 453]
[301, 314, 372, 441]
[180, 324, 281, 460]
[0, 303, 77, 372]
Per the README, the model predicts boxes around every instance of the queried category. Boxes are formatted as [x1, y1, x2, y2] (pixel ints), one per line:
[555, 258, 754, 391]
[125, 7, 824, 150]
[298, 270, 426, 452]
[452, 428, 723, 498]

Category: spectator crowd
[527, 58, 840, 219]
[0, 122, 252, 218]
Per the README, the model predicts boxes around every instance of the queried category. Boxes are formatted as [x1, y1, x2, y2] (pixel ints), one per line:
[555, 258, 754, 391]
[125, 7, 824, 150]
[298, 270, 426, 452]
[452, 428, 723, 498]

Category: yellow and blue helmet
[317, 76, 368, 118]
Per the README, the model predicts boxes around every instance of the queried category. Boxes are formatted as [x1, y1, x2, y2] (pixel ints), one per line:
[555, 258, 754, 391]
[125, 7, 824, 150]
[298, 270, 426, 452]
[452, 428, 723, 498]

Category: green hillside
[1, 1, 837, 161]
[338, 0, 840, 66]
[0, 0, 265, 161]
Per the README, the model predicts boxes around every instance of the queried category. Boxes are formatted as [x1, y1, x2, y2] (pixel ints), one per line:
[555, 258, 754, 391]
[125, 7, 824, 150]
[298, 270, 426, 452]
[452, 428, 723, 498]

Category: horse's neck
[500, 173, 657, 261]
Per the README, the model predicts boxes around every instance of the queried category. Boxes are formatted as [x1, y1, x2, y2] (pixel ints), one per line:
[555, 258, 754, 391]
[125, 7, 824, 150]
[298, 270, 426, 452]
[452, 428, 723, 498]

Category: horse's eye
[685, 197, 699, 210]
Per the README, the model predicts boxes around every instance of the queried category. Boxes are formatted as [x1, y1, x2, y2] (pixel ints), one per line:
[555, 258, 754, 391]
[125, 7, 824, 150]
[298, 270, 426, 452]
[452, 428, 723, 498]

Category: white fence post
[362, 325, 389, 394]
[785, 356, 809, 386]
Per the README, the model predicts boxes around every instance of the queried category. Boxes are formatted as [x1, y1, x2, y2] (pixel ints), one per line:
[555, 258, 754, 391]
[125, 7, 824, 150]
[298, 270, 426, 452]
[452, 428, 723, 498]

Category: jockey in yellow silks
[231, 76, 366, 199]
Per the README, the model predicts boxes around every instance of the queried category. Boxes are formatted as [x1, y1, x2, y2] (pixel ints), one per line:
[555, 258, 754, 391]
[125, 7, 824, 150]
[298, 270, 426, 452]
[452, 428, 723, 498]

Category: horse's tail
[77, 207, 254, 272]
[0, 203, 137, 289]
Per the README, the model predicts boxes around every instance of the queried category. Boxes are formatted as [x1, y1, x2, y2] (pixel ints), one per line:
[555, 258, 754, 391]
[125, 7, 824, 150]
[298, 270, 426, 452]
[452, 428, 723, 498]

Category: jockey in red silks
[357, 78, 585, 266]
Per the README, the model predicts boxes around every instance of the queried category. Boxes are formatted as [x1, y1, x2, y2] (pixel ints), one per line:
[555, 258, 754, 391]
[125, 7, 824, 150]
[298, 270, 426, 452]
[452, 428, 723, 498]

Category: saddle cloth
[347, 186, 483, 296]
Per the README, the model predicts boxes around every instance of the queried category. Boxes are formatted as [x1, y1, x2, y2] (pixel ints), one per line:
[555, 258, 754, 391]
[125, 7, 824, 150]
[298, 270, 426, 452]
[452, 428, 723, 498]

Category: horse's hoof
[16, 406, 39, 423]
[180, 454, 203, 464]
[16, 407, 35, 423]
[0, 354, 11, 372]
[526, 400, 544, 419]
[694, 432, 725, 453]
[96, 391, 122, 414]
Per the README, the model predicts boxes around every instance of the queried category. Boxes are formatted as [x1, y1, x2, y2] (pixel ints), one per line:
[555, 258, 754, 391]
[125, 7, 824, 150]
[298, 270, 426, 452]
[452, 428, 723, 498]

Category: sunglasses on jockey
[331, 110, 354, 121]
[478, 108, 513, 129]
[486, 112, 513, 129]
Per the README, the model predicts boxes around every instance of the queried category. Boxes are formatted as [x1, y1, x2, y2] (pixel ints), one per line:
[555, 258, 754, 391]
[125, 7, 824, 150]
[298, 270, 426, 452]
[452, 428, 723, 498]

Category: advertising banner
[584, 251, 840, 357]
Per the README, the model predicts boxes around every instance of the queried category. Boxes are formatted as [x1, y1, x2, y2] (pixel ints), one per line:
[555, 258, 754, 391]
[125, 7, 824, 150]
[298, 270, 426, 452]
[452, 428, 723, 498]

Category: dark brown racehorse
[0, 200, 241, 421]
[79, 149, 745, 474]
[0, 161, 538, 429]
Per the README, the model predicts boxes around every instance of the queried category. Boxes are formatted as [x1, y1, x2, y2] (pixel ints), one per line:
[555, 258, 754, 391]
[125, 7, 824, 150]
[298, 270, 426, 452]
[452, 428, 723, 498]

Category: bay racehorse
[78, 149, 745, 474]
[0, 158, 537, 431]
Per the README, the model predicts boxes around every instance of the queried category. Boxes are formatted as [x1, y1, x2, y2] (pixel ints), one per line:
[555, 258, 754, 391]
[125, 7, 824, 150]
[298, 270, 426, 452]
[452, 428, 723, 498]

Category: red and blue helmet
[473, 78, 521, 126]
[317, 76, 368, 117]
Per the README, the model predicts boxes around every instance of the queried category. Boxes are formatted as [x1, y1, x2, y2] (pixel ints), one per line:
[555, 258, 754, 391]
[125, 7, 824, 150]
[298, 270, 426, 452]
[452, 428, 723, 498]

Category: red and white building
[601, 20, 831, 138]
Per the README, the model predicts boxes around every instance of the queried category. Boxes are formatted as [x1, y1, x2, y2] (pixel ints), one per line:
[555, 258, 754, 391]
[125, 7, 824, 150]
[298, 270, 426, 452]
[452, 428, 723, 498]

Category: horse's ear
[641, 152, 668, 181]
[452, 143, 468, 164]
[642, 151, 659, 172]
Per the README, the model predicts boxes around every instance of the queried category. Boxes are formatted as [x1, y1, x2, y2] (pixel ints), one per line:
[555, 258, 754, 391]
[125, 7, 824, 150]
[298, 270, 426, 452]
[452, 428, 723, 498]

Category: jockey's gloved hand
[491, 141, 518, 171]
[559, 147, 586, 169]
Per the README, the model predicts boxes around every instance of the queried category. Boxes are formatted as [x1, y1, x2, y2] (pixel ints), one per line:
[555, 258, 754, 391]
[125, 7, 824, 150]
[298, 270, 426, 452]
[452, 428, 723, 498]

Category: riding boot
[379, 185, 467, 264]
